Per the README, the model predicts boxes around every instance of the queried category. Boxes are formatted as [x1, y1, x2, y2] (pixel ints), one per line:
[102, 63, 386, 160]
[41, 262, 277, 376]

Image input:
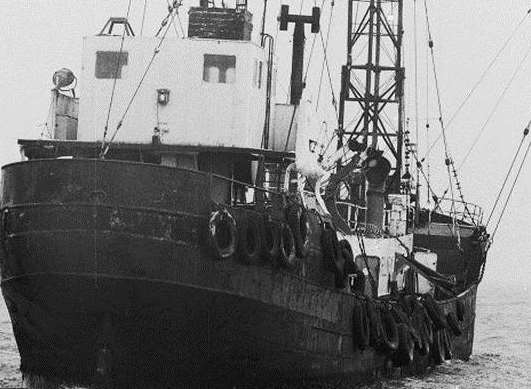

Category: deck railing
[436, 197, 484, 226]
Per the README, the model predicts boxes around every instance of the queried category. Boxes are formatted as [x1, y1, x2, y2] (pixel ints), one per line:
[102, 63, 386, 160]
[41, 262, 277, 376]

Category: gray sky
[1, 0, 530, 285]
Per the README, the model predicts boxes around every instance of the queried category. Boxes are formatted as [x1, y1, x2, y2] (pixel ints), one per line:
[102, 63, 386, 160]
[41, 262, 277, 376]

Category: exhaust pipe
[364, 153, 391, 230]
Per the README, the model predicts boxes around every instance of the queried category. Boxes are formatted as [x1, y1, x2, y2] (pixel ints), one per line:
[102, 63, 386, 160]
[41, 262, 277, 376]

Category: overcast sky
[0, 0, 530, 286]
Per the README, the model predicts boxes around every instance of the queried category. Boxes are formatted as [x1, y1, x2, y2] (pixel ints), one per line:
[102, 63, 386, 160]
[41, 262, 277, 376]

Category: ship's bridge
[77, 7, 270, 150]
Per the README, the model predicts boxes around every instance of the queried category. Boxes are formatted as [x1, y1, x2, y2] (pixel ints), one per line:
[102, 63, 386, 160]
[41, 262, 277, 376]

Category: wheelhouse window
[203, 54, 236, 84]
[95, 51, 129, 79]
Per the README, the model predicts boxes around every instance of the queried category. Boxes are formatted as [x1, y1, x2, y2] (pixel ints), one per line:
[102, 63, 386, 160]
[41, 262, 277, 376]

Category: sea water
[1, 282, 530, 388]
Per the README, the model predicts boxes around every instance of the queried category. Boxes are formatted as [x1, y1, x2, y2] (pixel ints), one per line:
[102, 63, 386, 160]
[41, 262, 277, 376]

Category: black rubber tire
[237, 212, 262, 264]
[415, 307, 433, 356]
[402, 295, 417, 316]
[209, 209, 237, 260]
[352, 300, 370, 350]
[446, 311, 462, 337]
[442, 328, 453, 360]
[278, 223, 297, 268]
[422, 294, 448, 330]
[432, 330, 446, 364]
[320, 228, 340, 272]
[395, 323, 415, 366]
[456, 299, 465, 322]
[336, 239, 355, 289]
[391, 304, 410, 325]
[366, 299, 382, 347]
[378, 306, 399, 352]
[340, 239, 356, 273]
[287, 206, 312, 258]
[262, 220, 280, 262]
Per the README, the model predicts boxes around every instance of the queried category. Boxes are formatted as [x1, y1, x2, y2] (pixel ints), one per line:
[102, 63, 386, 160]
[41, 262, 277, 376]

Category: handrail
[436, 197, 484, 226]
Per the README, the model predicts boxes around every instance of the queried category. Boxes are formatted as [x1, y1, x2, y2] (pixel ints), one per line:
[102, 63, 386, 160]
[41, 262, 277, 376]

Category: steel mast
[338, 0, 405, 193]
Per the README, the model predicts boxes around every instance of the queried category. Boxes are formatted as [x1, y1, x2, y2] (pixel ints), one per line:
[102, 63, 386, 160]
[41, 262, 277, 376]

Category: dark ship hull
[1, 158, 483, 388]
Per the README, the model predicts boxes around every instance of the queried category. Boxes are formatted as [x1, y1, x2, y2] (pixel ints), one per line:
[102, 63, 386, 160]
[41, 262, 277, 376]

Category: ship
[0, 1, 492, 388]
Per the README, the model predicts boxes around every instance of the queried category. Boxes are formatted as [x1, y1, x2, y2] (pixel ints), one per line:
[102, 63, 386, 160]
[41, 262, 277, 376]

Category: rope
[299, 0, 306, 14]
[413, 0, 420, 215]
[423, 0, 459, 242]
[490, 137, 531, 242]
[140, 0, 148, 36]
[301, 2, 323, 85]
[423, 8, 531, 160]
[431, 42, 531, 218]
[101, 0, 133, 151]
[458, 42, 531, 169]
[315, 0, 334, 113]
[175, 9, 186, 38]
[318, 24, 339, 121]
[167, 0, 184, 38]
[101, 3, 180, 157]
[487, 122, 530, 226]
[356, 233, 378, 297]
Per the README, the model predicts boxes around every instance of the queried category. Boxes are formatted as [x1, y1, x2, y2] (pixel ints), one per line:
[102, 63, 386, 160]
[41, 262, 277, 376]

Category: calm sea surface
[1, 281, 530, 388]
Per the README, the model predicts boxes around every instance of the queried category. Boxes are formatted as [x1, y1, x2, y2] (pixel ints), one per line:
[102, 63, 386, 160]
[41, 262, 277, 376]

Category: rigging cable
[431, 42, 531, 218]
[318, 17, 339, 122]
[458, 42, 531, 170]
[356, 233, 378, 297]
[315, 0, 334, 113]
[140, 0, 148, 36]
[101, 0, 133, 153]
[101, 2, 181, 157]
[423, 0, 460, 244]
[490, 130, 531, 243]
[425, 14, 431, 209]
[423, 8, 531, 160]
[166, 0, 186, 38]
[487, 122, 530, 227]
[413, 0, 420, 222]
[284, 0, 329, 152]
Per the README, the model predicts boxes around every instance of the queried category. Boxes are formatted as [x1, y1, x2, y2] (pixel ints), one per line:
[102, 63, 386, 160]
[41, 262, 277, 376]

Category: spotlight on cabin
[52, 68, 76, 90]
[157, 89, 170, 106]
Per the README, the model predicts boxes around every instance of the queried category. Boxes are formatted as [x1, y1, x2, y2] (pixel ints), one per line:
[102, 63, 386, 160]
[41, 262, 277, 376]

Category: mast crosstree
[338, 0, 404, 193]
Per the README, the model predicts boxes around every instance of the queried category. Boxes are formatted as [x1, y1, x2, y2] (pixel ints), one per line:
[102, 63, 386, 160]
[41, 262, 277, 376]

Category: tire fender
[237, 212, 263, 264]
[278, 222, 297, 268]
[209, 209, 237, 260]
[352, 300, 370, 350]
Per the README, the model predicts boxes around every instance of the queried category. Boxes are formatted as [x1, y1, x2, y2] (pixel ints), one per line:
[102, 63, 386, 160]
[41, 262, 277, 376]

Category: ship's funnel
[364, 153, 391, 231]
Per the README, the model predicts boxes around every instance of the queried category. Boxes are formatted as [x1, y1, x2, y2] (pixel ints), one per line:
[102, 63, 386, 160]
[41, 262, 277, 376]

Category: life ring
[287, 205, 312, 258]
[262, 219, 280, 262]
[278, 223, 297, 268]
[394, 323, 415, 366]
[446, 311, 462, 337]
[422, 294, 448, 330]
[456, 299, 465, 322]
[237, 212, 263, 264]
[209, 209, 237, 260]
[366, 298, 382, 347]
[352, 300, 370, 350]
[378, 305, 399, 351]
